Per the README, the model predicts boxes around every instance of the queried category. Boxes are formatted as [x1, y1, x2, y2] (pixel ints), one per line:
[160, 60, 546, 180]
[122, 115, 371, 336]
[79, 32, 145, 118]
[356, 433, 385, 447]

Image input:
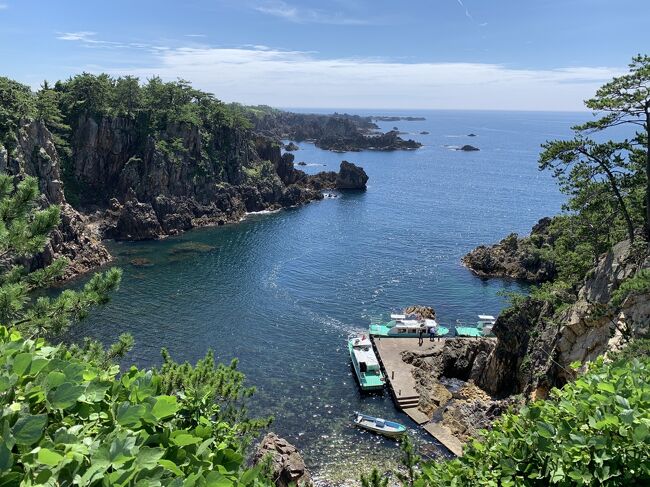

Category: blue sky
[1, 0, 648, 110]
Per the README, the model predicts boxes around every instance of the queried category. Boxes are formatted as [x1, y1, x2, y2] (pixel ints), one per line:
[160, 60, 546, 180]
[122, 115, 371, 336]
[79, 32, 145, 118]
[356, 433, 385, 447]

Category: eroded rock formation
[0, 121, 111, 278]
[462, 218, 557, 283]
[253, 433, 313, 487]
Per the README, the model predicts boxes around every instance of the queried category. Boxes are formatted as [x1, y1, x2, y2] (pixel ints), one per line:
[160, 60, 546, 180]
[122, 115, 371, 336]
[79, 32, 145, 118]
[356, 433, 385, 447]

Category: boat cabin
[351, 337, 381, 373]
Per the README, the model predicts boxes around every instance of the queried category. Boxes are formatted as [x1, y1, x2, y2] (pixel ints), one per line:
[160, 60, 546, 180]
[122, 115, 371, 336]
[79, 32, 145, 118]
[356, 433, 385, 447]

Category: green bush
[414, 358, 650, 486]
[0, 327, 272, 486]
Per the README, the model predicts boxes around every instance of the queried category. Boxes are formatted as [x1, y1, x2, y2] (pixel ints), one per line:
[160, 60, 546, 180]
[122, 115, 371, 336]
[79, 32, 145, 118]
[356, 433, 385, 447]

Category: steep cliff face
[0, 120, 110, 277]
[477, 239, 650, 398]
[67, 114, 325, 240]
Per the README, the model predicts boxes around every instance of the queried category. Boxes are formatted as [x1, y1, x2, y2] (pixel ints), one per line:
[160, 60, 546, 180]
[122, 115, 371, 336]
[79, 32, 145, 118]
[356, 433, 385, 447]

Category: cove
[65, 109, 580, 481]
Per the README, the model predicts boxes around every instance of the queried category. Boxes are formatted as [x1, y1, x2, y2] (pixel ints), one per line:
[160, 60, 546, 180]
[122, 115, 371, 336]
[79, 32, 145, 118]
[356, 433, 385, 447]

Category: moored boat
[455, 314, 497, 337]
[348, 335, 385, 391]
[369, 312, 449, 337]
[353, 412, 407, 438]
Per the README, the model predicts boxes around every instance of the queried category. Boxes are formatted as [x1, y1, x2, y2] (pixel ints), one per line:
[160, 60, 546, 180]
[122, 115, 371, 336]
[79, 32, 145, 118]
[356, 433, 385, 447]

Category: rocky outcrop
[251, 111, 421, 152]
[1, 121, 110, 278]
[403, 338, 496, 418]
[284, 142, 299, 151]
[317, 130, 421, 152]
[335, 161, 368, 190]
[462, 218, 557, 283]
[458, 145, 479, 151]
[404, 305, 436, 320]
[441, 382, 518, 442]
[253, 433, 313, 487]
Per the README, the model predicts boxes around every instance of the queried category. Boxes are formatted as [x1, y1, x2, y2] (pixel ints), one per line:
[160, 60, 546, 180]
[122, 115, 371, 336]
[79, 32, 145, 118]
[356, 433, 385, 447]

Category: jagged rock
[404, 305, 436, 320]
[458, 145, 479, 151]
[3, 121, 111, 278]
[253, 433, 313, 487]
[335, 161, 368, 190]
[462, 218, 557, 283]
[284, 142, 299, 151]
[297, 161, 307, 166]
[107, 191, 163, 241]
[420, 131, 430, 135]
[467, 133, 477, 137]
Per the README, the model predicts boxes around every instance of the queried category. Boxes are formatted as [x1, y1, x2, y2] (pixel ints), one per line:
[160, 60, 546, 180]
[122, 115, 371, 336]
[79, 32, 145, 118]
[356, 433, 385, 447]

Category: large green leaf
[151, 395, 179, 420]
[116, 403, 146, 427]
[48, 382, 85, 409]
[11, 414, 47, 445]
[36, 448, 64, 466]
[12, 353, 32, 376]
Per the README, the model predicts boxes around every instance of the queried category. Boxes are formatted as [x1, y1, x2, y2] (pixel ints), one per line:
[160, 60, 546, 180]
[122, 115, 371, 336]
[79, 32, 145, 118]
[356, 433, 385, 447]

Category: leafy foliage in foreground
[409, 358, 650, 486]
[0, 327, 272, 486]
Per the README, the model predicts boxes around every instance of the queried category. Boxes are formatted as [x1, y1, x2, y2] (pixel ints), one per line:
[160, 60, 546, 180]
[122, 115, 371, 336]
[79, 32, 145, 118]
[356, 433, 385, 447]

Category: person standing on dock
[418, 327, 424, 346]
[429, 326, 435, 342]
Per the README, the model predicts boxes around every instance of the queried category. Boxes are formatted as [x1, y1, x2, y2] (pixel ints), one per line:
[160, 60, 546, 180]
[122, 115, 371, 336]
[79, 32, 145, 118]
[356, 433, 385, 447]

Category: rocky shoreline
[462, 217, 557, 283]
[3, 115, 370, 277]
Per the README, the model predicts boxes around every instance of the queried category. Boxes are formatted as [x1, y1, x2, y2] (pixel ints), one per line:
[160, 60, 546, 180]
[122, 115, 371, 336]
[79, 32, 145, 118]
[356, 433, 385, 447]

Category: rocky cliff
[60, 114, 369, 241]
[476, 238, 650, 398]
[462, 217, 557, 283]
[0, 120, 110, 277]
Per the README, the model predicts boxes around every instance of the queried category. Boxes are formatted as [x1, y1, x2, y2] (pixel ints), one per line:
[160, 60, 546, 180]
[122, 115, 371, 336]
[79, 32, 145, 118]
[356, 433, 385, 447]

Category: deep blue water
[66, 110, 583, 481]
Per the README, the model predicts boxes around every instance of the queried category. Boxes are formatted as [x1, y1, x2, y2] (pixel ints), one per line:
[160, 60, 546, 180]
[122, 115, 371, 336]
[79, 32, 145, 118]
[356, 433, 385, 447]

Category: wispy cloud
[51, 31, 623, 110]
[0, 3, 8, 10]
[185, 34, 206, 38]
[97, 45, 622, 110]
[455, 0, 488, 27]
[456, 0, 473, 21]
[253, 0, 372, 25]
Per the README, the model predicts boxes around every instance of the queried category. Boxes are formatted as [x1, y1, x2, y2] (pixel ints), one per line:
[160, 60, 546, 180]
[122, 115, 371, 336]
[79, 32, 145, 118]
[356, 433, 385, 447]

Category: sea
[63, 109, 587, 482]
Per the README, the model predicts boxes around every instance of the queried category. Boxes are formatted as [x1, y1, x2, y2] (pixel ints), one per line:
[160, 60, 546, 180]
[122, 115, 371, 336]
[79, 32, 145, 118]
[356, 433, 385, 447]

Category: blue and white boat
[369, 313, 449, 337]
[353, 412, 407, 438]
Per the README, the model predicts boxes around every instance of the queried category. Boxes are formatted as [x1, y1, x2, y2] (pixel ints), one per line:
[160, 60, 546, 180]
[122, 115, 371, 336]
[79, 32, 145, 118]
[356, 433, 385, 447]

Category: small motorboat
[353, 412, 407, 438]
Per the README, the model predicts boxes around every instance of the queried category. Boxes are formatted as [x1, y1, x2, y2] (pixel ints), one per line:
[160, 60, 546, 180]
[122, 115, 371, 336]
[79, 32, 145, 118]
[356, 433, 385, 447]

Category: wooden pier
[371, 336, 465, 456]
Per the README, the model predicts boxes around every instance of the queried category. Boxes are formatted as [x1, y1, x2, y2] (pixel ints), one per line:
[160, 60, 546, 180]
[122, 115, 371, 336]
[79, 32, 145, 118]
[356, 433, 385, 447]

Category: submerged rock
[253, 433, 313, 487]
[168, 242, 216, 255]
[130, 258, 153, 267]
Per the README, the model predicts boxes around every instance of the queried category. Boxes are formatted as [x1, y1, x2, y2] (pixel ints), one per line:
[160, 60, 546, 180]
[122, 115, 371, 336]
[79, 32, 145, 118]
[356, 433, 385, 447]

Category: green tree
[0, 174, 121, 337]
[574, 54, 650, 238]
[114, 75, 142, 117]
[360, 469, 389, 487]
[540, 138, 638, 243]
[0, 77, 35, 152]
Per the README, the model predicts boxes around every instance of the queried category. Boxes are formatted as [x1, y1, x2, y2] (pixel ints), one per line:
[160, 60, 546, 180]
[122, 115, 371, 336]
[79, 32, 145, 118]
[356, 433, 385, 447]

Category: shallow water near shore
[65, 109, 583, 481]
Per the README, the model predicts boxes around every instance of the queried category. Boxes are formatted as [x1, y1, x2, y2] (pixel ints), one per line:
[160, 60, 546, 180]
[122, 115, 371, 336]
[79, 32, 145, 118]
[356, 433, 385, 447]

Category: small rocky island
[458, 145, 480, 151]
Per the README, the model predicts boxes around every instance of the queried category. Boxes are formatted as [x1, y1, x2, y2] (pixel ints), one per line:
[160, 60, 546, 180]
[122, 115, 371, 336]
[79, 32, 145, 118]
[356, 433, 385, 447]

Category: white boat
[353, 412, 407, 438]
[348, 335, 385, 391]
[370, 315, 449, 337]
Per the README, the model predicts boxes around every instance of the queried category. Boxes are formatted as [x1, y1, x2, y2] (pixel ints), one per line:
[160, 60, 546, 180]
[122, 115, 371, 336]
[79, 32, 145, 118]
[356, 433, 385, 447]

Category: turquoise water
[65, 110, 583, 481]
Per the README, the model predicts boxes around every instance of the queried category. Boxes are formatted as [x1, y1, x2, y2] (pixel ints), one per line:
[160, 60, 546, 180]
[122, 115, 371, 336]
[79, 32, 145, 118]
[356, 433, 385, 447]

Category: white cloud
[253, 0, 371, 25]
[185, 34, 207, 38]
[104, 46, 622, 111]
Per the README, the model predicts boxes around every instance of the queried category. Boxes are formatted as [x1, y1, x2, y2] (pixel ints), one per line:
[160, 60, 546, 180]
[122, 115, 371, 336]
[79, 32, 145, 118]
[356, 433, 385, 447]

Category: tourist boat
[369, 313, 450, 337]
[352, 412, 407, 438]
[348, 335, 385, 391]
[455, 315, 497, 337]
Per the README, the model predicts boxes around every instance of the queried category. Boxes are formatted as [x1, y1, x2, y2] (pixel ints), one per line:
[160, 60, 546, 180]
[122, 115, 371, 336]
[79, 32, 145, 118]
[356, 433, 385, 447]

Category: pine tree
[0, 174, 121, 338]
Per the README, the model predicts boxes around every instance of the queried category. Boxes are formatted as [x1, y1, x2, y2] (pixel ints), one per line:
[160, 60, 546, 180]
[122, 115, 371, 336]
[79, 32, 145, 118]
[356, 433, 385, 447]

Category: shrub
[0, 327, 272, 486]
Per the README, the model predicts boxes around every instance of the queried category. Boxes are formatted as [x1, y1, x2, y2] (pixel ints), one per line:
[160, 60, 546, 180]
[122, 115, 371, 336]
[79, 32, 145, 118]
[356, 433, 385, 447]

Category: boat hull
[353, 413, 407, 438]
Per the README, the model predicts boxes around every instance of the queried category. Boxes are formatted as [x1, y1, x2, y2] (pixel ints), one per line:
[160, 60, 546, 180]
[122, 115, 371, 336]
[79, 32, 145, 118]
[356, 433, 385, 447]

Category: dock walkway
[371, 336, 469, 456]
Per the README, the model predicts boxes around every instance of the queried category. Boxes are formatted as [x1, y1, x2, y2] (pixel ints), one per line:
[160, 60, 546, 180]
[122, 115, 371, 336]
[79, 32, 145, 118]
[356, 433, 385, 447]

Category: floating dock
[371, 336, 476, 456]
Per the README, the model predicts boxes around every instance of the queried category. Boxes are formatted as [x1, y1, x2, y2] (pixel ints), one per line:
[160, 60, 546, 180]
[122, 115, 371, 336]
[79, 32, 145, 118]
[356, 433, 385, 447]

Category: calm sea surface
[65, 110, 584, 481]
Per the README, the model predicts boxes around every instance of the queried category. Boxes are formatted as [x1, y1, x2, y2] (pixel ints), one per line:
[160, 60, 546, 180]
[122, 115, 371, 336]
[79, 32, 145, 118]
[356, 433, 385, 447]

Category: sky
[1, 0, 648, 110]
